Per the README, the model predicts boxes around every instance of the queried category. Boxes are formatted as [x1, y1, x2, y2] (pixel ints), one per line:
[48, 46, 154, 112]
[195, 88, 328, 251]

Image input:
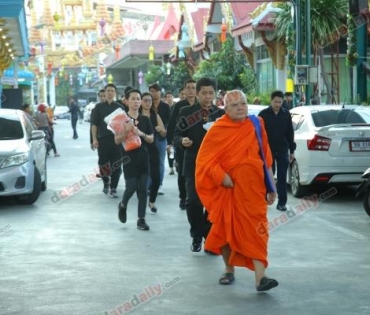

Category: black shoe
[190, 237, 202, 252]
[102, 182, 109, 194]
[137, 218, 150, 231]
[256, 277, 279, 292]
[96, 173, 101, 178]
[148, 203, 157, 213]
[179, 199, 186, 210]
[276, 204, 287, 211]
[169, 169, 175, 175]
[118, 202, 127, 223]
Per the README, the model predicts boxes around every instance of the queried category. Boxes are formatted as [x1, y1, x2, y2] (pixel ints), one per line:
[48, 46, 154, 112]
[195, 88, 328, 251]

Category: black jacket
[173, 103, 225, 175]
[258, 106, 296, 154]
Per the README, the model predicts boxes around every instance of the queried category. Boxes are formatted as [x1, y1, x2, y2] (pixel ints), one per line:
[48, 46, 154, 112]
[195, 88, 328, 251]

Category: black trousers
[71, 116, 78, 137]
[176, 147, 186, 201]
[272, 151, 289, 206]
[185, 173, 211, 240]
[148, 150, 160, 204]
[97, 136, 122, 189]
[122, 174, 148, 219]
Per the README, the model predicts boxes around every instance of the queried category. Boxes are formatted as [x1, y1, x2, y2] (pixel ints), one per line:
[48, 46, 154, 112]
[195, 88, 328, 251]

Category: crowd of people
[88, 77, 296, 292]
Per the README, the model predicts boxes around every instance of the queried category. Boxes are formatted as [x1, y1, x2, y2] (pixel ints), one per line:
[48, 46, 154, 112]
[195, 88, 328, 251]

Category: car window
[0, 117, 23, 140]
[311, 109, 367, 127]
[21, 113, 36, 138]
[354, 109, 370, 123]
[291, 113, 304, 130]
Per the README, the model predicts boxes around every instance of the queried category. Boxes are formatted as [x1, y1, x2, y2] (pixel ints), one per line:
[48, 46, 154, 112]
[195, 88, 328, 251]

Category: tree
[274, 0, 348, 103]
[144, 61, 192, 95]
[193, 38, 257, 94]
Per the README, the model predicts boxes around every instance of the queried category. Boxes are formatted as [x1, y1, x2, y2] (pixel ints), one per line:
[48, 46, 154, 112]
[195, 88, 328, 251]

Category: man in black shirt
[282, 92, 293, 110]
[173, 77, 225, 252]
[91, 83, 124, 198]
[149, 83, 171, 194]
[259, 90, 296, 211]
[68, 96, 81, 139]
[167, 79, 197, 210]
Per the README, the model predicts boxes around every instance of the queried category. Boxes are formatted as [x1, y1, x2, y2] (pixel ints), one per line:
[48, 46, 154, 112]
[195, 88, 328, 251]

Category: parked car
[248, 104, 268, 116]
[0, 109, 47, 204]
[288, 105, 370, 197]
[54, 105, 71, 120]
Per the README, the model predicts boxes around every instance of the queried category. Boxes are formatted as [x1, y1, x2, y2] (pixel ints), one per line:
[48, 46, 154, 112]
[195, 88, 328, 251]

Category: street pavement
[1, 119, 370, 315]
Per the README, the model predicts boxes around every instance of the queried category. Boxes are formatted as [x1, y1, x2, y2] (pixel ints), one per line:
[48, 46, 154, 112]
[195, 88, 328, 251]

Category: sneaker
[158, 186, 164, 195]
[54, 153, 60, 157]
[169, 169, 175, 175]
[109, 189, 118, 198]
[190, 237, 202, 252]
[137, 218, 150, 231]
[118, 202, 127, 223]
[179, 199, 186, 210]
[102, 182, 109, 194]
[276, 204, 287, 211]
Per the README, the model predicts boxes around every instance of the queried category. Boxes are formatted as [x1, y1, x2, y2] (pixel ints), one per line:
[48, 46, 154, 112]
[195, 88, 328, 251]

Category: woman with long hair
[140, 92, 166, 213]
[115, 89, 154, 231]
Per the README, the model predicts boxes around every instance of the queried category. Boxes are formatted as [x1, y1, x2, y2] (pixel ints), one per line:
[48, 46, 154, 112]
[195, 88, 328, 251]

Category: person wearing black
[259, 90, 296, 211]
[91, 83, 124, 198]
[69, 96, 81, 139]
[173, 77, 225, 252]
[282, 92, 293, 110]
[167, 79, 197, 210]
[149, 83, 171, 195]
[116, 89, 154, 231]
[140, 92, 166, 213]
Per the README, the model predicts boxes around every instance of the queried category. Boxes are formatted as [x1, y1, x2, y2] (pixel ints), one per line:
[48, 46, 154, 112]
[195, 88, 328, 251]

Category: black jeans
[97, 136, 122, 189]
[40, 126, 57, 154]
[272, 151, 290, 206]
[71, 116, 78, 138]
[122, 174, 148, 219]
[185, 173, 211, 240]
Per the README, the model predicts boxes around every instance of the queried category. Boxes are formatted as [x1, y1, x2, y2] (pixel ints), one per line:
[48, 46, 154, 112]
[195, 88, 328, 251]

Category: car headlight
[0, 153, 29, 169]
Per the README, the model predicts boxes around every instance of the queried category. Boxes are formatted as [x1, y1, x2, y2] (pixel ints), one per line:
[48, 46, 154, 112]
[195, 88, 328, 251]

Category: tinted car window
[312, 109, 368, 127]
[0, 117, 23, 140]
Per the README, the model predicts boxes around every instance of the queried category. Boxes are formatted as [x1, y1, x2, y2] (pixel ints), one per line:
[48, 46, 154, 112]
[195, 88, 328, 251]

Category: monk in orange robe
[195, 90, 279, 292]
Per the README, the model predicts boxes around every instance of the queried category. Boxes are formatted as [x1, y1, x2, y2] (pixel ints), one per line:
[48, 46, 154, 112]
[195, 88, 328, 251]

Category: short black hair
[184, 79, 196, 87]
[149, 83, 161, 91]
[196, 77, 217, 93]
[270, 90, 284, 100]
[22, 103, 30, 111]
[98, 89, 105, 95]
[285, 92, 293, 97]
[105, 83, 117, 91]
[124, 86, 134, 95]
[125, 88, 141, 100]
[165, 91, 173, 97]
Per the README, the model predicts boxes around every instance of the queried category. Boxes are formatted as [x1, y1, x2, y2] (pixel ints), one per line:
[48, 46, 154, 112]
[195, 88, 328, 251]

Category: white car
[0, 109, 47, 204]
[289, 105, 370, 197]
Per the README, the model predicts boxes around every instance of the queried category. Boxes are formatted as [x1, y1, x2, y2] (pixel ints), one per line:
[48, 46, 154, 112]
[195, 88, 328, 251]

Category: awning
[3, 69, 35, 80]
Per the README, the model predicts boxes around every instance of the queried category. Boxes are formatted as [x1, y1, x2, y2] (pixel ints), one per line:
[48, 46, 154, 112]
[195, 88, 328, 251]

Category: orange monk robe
[195, 114, 273, 271]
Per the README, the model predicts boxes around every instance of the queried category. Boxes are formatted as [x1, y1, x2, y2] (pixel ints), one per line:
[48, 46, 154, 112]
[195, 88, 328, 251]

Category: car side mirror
[30, 130, 45, 141]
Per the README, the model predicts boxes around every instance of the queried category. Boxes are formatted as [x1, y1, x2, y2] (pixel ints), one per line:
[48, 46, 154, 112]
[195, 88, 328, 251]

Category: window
[291, 113, 304, 130]
[0, 118, 23, 140]
[311, 109, 368, 127]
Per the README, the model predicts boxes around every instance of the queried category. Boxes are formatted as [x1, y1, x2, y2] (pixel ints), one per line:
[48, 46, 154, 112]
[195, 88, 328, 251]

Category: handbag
[249, 115, 276, 194]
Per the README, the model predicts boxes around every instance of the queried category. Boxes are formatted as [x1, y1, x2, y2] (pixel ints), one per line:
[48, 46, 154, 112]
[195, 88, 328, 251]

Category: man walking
[91, 84, 124, 198]
[259, 90, 296, 211]
[149, 83, 171, 195]
[173, 77, 225, 252]
[167, 79, 197, 210]
[69, 96, 80, 139]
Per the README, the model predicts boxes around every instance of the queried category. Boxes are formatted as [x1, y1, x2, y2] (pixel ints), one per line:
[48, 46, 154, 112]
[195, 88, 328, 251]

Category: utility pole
[305, 0, 312, 104]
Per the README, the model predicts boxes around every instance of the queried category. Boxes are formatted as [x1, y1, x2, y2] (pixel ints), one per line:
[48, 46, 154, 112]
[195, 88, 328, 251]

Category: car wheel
[290, 161, 309, 198]
[16, 166, 42, 205]
[41, 159, 47, 191]
[363, 189, 370, 217]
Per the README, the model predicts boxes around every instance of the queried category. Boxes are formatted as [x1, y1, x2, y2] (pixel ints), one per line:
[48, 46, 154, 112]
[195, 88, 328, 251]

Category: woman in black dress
[115, 89, 154, 231]
[140, 92, 166, 213]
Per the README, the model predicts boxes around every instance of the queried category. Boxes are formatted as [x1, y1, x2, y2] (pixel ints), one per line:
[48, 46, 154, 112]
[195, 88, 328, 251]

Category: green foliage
[247, 92, 272, 105]
[346, 14, 357, 67]
[193, 38, 257, 93]
[144, 62, 192, 95]
[56, 80, 72, 105]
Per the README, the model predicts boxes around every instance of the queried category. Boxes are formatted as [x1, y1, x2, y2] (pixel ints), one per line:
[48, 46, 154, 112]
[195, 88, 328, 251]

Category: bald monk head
[224, 90, 248, 122]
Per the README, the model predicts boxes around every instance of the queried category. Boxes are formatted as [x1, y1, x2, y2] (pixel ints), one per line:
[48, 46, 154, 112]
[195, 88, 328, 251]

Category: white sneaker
[158, 186, 164, 195]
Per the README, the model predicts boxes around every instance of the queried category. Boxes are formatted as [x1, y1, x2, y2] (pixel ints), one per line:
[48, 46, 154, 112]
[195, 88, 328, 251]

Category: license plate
[350, 141, 370, 151]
